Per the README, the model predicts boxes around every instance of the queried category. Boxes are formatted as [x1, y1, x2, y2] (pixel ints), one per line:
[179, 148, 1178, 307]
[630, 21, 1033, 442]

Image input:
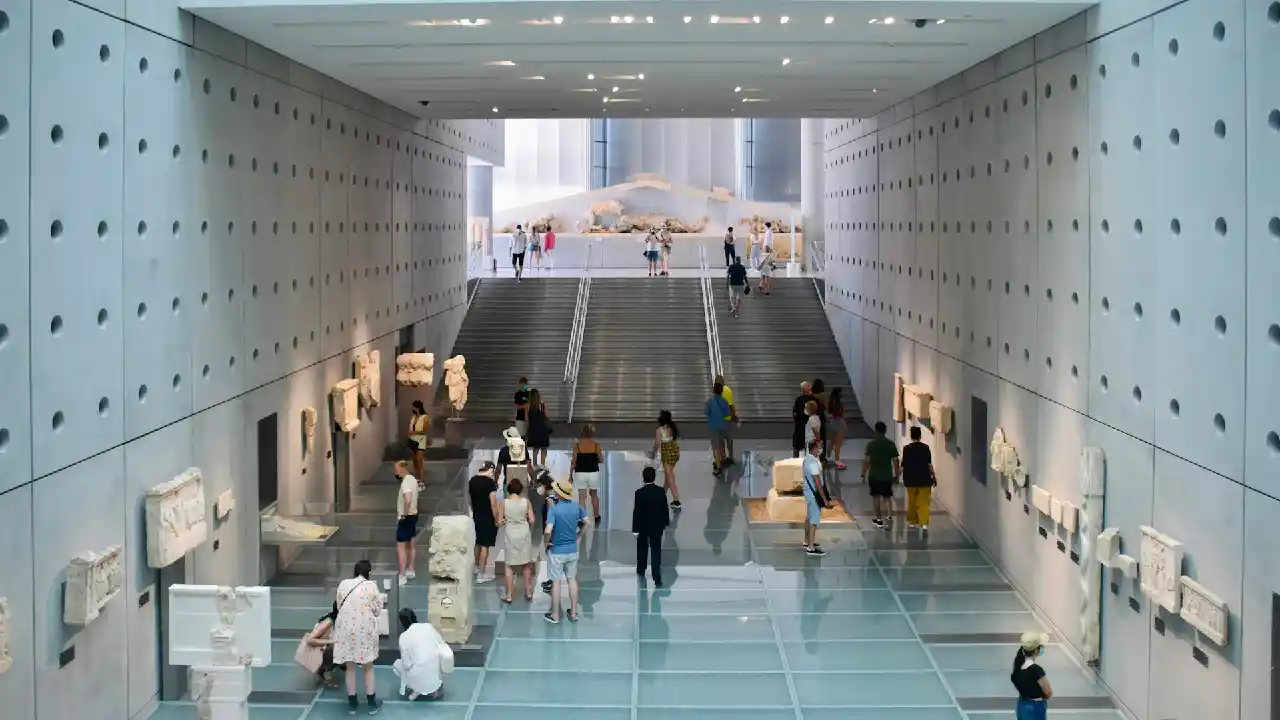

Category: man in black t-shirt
[727, 257, 748, 317]
[901, 426, 937, 531]
[468, 461, 500, 583]
[513, 377, 530, 437]
[791, 382, 813, 458]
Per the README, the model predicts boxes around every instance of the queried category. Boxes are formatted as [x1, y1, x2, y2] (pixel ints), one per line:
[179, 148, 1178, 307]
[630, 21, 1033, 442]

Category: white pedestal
[192, 665, 251, 720]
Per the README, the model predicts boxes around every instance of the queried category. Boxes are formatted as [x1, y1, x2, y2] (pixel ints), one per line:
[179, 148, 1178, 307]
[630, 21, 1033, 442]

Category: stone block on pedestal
[771, 457, 804, 494]
[766, 488, 807, 522]
[428, 579, 473, 645]
[145, 467, 209, 568]
[429, 515, 476, 580]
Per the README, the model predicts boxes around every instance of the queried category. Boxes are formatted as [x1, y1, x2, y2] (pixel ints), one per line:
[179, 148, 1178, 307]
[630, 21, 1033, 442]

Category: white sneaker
[476, 574, 494, 584]
[405, 570, 416, 580]
[398, 575, 408, 587]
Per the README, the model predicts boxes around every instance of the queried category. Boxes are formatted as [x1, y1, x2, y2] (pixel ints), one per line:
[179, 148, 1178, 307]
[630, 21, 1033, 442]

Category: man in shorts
[512, 225, 528, 281]
[802, 437, 833, 556]
[705, 381, 732, 476]
[861, 421, 901, 529]
[727, 255, 748, 317]
[544, 480, 586, 624]
[394, 461, 420, 587]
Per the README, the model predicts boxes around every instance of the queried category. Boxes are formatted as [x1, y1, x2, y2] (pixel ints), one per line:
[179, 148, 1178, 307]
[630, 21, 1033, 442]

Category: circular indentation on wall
[1214, 315, 1228, 335]
[1214, 119, 1227, 138]
[273, 342, 280, 354]
[1070, 74, 1079, 91]
[172, 220, 180, 237]
[1134, 219, 1144, 235]
[1071, 365, 1079, 378]
[228, 355, 235, 367]
[200, 291, 209, 306]
[171, 296, 180, 313]
[138, 384, 148, 402]
[1046, 356, 1053, 369]
[50, 219, 65, 240]
[0, 323, 7, 349]
[1213, 413, 1227, 434]
[1004, 342, 1011, 354]
[1215, 217, 1228, 236]
[97, 309, 108, 326]
[1101, 375, 1109, 391]
[1170, 218, 1182, 235]
[1072, 219, 1080, 232]
[52, 411, 65, 431]
[1169, 128, 1180, 146]
[230, 87, 238, 102]
[1101, 219, 1110, 234]
[1168, 38, 1180, 56]
[1270, 323, 1280, 346]
[52, 29, 65, 48]
[1046, 288, 1054, 301]
[172, 144, 181, 160]
[172, 374, 181, 390]
[1004, 281, 1011, 294]
[1131, 52, 1140, 67]
[227, 288, 234, 302]
[1213, 21, 1226, 41]
[1271, 2, 1280, 23]
[98, 396, 110, 416]
[227, 154, 235, 168]
[99, 45, 110, 62]
[1133, 386, 1143, 403]
[292, 336, 299, 349]
[1132, 135, 1142, 152]
[986, 337, 993, 348]
[1132, 302, 1143, 319]
[137, 138, 148, 155]
[202, 364, 210, 378]
[0, 428, 7, 452]
[203, 78, 212, 94]
[173, 68, 182, 83]
[1101, 141, 1109, 155]
[1099, 63, 1107, 78]
[1044, 83, 1053, 99]
[1102, 297, 1111, 312]
[1023, 348, 1031, 362]
[0, 10, 8, 32]
[1071, 146, 1079, 162]
[98, 132, 111, 150]
[136, 302, 147, 319]
[1169, 399, 1181, 417]
[1046, 151, 1054, 166]
[1170, 308, 1182, 326]
[50, 125, 64, 144]
[1271, 217, 1280, 238]
[137, 220, 147, 237]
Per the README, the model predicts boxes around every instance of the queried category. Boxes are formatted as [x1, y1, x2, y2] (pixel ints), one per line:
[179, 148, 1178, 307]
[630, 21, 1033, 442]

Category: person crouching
[393, 608, 454, 701]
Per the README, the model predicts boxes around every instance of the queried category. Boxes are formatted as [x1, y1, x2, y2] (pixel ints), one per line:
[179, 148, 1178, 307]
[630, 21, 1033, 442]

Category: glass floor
[153, 440, 1125, 720]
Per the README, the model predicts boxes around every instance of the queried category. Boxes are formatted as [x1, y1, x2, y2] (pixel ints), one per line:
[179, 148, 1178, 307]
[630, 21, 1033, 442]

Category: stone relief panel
[443, 356, 469, 415]
[63, 544, 124, 626]
[0, 597, 11, 675]
[928, 400, 953, 435]
[301, 407, 317, 457]
[1139, 525, 1185, 613]
[902, 384, 932, 419]
[1096, 527, 1121, 567]
[1032, 486, 1053, 516]
[990, 427, 1024, 486]
[396, 353, 434, 387]
[145, 467, 210, 569]
[892, 373, 906, 422]
[167, 584, 273, 668]
[357, 350, 381, 408]
[428, 515, 475, 643]
[1178, 576, 1228, 646]
[331, 379, 361, 432]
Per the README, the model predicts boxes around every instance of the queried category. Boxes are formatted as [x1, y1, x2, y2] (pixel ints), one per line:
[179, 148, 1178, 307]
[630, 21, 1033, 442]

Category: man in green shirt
[861, 421, 900, 529]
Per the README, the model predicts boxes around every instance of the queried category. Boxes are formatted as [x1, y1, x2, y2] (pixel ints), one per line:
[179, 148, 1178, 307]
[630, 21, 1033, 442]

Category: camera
[913, 18, 929, 28]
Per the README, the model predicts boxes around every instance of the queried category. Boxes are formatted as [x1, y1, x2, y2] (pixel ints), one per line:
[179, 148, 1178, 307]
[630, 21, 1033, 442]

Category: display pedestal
[192, 665, 251, 720]
[445, 418, 466, 447]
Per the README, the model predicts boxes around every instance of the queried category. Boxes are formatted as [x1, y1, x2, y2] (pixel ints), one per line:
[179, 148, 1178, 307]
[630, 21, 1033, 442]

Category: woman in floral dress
[334, 559, 383, 715]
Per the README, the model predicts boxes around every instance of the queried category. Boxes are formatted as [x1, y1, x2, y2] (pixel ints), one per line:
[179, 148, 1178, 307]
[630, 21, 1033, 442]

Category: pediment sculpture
[396, 353, 434, 387]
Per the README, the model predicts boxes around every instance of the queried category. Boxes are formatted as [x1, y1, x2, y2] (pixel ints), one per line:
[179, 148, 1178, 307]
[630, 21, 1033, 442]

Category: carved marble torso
[443, 356, 469, 411]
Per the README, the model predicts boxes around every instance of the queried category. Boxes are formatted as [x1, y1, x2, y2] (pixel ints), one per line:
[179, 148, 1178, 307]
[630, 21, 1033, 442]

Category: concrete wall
[0, 1, 480, 717]
[823, 2, 1276, 718]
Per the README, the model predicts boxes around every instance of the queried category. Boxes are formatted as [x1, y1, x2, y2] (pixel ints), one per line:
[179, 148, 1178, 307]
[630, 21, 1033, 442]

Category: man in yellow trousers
[901, 426, 937, 532]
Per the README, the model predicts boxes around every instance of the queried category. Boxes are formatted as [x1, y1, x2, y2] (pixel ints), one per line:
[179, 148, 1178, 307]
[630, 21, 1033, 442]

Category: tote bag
[294, 622, 326, 673]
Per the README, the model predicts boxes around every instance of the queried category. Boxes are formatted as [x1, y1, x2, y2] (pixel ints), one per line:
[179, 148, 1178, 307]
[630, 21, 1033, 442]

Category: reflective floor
[154, 440, 1125, 720]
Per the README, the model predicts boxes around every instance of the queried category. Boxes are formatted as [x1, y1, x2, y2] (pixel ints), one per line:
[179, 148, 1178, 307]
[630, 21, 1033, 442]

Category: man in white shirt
[394, 460, 420, 586]
[512, 225, 528, 281]
[393, 609, 454, 701]
[760, 222, 774, 269]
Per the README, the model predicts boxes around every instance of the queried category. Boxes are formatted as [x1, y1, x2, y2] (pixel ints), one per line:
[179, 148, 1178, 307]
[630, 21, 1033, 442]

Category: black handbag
[743, 284, 751, 296]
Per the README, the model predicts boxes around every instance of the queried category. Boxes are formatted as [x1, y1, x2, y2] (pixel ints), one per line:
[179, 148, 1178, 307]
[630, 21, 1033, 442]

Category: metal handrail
[564, 245, 593, 422]
[566, 271, 591, 423]
[807, 239, 826, 308]
[697, 247, 723, 380]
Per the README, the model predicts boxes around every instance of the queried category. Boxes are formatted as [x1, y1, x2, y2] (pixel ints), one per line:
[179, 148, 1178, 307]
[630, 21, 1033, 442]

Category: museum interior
[0, 0, 1275, 719]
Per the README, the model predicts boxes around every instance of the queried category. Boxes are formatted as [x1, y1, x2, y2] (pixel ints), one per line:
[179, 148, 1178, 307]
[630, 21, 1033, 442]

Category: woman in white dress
[334, 560, 383, 715]
[757, 245, 774, 296]
[498, 476, 537, 603]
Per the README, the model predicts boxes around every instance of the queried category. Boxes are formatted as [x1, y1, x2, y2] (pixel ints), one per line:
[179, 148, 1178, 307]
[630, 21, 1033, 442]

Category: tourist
[652, 410, 682, 509]
[723, 226, 737, 266]
[468, 461, 500, 584]
[902, 426, 937, 531]
[761, 221, 774, 270]
[334, 559, 382, 715]
[498, 477, 537, 603]
[714, 374, 738, 465]
[828, 388, 847, 469]
[544, 226, 556, 262]
[756, 245, 774, 295]
[705, 380, 732, 478]
[791, 382, 814, 458]
[512, 225, 527, 281]
[297, 602, 339, 688]
[571, 423, 604, 524]
[644, 227, 661, 277]
[861, 421, 901, 529]
[803, 400, 821, 448]
[802, 437, 833, 556]
[393, 460, 420, 587]
[406, 401, 429, 481]
[513, 377, 530, 438]
[659, 226, 672, 276]
[393, 608, 452, 701]
[1011, 632, 1053, 719]
[544, 480, 587, 624]
[633, 466, 670, 586]
[525, 388, 552, 467]
[727, 255, 748, 317]
[529, 225, 542, 270]
[811, 378, 829, 464]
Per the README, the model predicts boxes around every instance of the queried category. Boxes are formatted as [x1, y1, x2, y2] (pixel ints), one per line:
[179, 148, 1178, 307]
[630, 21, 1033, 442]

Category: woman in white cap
[1010, 632, 1053, 719]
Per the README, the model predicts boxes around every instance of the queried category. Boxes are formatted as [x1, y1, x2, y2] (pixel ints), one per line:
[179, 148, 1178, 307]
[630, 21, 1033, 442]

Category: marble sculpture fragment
[1139, 525, 1185, 613]
[892, 374, 906, 422]
[145, 468, 210, 568]
[989, 428, 1024, 486]
[1179, 576, 1229, 646]
[902, 384, 932, 419]
[395, 353, 435, 387]
[331, 379, 361, 432]
[443, 356, 469, 415]
[0, 597, 11, 675]
[428, 516, 476, 643]
[64, 544, 124, 626]
[301, 407, 317, 457]
[357, 351, 381, 408]
[928, 400, 953, 435]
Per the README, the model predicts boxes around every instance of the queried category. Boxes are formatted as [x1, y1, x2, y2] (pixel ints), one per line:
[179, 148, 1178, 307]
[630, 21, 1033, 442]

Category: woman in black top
[525, 389, 552, 466]
[572, 424, 604, 523]
[1011, 632, 1053, 720]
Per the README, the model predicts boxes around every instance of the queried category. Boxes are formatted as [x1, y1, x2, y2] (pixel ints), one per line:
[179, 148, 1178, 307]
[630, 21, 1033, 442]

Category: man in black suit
[633, 467, 671, 587]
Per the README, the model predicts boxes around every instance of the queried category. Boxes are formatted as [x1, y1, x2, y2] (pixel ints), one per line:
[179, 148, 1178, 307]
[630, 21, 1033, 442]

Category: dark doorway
[258, 413, 279, 511]
[1272, 593, 1279, 720]
[970, 395, 988, 484]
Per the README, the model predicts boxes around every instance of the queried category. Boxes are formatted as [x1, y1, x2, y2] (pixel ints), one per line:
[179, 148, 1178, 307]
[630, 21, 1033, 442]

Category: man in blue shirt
[705, 381, 732, 477]
[544, 479, 586, 624]
[802, 437, 833, 556]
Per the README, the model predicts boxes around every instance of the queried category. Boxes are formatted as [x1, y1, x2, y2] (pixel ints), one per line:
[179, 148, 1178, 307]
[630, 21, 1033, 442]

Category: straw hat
[553, 480, 574, 500]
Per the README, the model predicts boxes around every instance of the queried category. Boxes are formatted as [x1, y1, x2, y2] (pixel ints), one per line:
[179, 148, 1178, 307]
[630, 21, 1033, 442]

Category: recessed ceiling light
[752, 16, 761, 23]
[824, 16, 835, 24]
[553, 15, 563, 24]
[683, 16, 692, 23]
[612, 86, 620, 92]
[603, 96, 609, 102]
[623, 15, 634, 23]
[781, 58, 791, 66]
[710, 15, 720, 24]
[587, 73, 595, 80]
[638, 73, 645, 80]
[868, 18, 879, 24]
[407, 18, 490, 27]
[491, 107, 498, 113]
[522, 75, 546, 80]
[936, 18, 947, 24]
[780, 16, 790, 24]
[610, 16, 620, 23]
[485, 60, 517, 66]
[884, 17, 896, 25]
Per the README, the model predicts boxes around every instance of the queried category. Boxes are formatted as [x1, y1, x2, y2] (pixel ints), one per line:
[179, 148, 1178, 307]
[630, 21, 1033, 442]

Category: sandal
[568, 609, 580, 622]
[500, 595, 513, 604]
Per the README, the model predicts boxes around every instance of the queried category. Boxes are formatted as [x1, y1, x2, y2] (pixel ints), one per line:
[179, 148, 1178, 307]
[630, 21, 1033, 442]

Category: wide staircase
[572, 278, 712, 423]
[443, 278, 579, 421]
[710, 277, 860, 423]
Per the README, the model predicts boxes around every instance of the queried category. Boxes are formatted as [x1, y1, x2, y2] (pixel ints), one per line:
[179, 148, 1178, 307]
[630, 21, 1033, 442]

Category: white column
[800, 118, 825, 268]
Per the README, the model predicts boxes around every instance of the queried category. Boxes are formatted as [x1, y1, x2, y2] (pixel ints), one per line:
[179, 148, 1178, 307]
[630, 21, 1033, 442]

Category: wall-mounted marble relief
[331, 379, 361, 432]
[892, 373, 905, 422]
[928, 400, 953, 435]
[64, 544, 124, 626]
[301, 407, 317, 457]
[0, 597, 12, 675]
[357, 350, 381, 408]
[1179, 576, 1228, 646]
[396, 353, 434, 387]
[1139, 525, 1185, 613]
[989, 428, 1024, 486]
[145, 468, 209, 568]
[902, 384, 932, 420]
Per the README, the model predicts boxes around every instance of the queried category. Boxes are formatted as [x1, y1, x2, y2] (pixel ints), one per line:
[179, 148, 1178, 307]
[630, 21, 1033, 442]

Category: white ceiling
[184, 0, 1092, 119]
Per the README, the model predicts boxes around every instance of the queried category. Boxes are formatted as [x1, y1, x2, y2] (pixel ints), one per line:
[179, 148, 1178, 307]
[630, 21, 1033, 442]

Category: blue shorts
[645, 250, 660, 261]
[547, 552, 579, 580]
[396, 514, 419, 543]
[1015, 698, 1047, 720]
